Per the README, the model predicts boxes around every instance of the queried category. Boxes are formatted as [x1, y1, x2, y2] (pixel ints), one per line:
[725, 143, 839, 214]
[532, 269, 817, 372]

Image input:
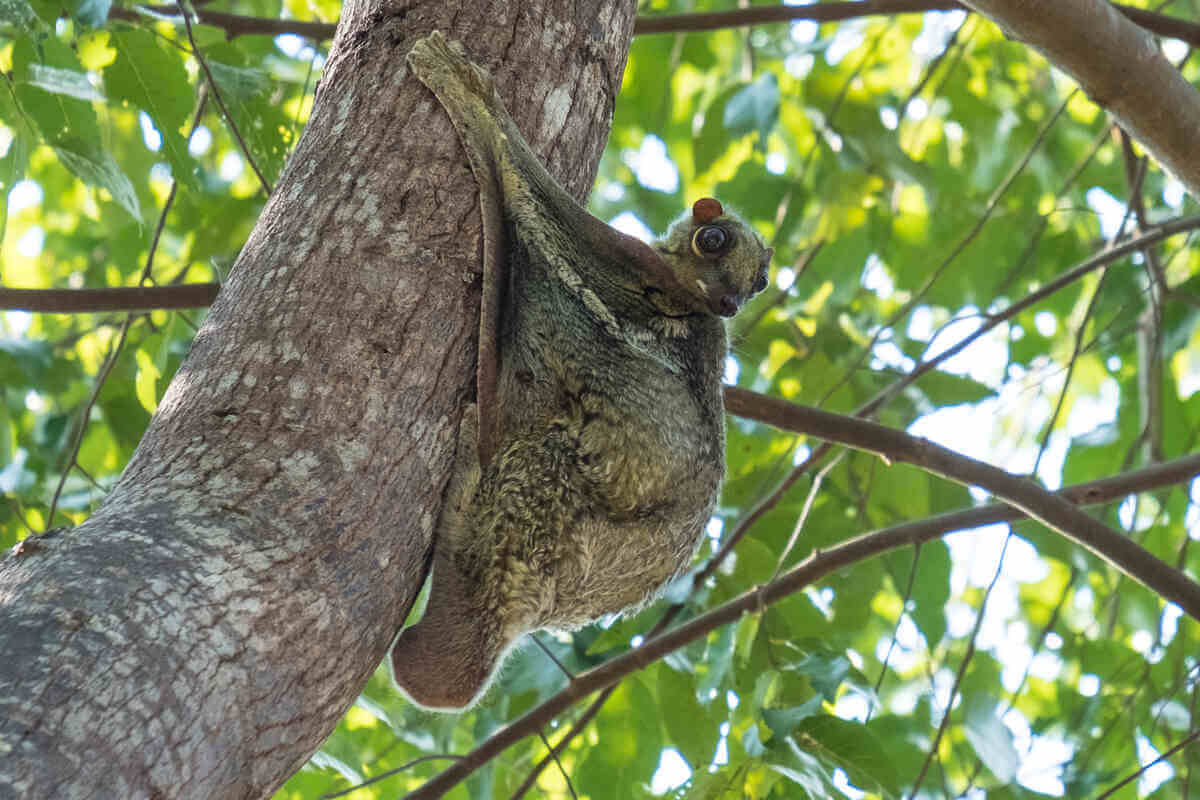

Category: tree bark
[0, 1, 637, 797]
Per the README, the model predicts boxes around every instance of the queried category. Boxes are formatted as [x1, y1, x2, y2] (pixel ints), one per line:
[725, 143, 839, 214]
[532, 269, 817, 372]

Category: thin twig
[530, 634, 575, 681]
[506, 686, 615, 800]
[910, 533, 1013, 798]
[45, 94, 210, 524]
[177, 0, 274, 196]
[869, 540, 923, 720]
[535, 727, 578, 800]
[1095, 728, 1200, 799]
[321, 754, 464, 798]
[46, 316, 133, 526]
[821, 88, 1077, 408]
[291, 41, 319, 150]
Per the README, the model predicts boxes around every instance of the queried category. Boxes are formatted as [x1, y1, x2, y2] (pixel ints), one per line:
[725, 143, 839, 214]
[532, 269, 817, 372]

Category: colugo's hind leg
[407, 32, 509, 467]
[392, 407, 500, 709]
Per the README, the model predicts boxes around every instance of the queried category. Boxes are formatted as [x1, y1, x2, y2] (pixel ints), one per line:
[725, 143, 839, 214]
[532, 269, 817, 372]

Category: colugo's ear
[692, 198, 724, 224]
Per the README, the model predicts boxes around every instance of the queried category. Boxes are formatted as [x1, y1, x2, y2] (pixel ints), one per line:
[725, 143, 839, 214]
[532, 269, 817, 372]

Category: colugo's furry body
[392, 33, 773, 709]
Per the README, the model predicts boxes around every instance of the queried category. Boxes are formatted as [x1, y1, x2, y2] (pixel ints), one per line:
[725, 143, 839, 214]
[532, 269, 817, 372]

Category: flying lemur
[392, 32, 774, 709]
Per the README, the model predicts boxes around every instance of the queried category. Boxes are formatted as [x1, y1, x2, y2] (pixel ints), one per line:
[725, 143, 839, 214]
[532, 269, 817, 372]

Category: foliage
[3, 0, 1200, 798]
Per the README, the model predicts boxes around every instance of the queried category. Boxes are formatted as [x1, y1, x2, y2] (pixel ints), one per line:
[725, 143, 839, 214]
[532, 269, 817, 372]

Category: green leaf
[134, 349, 160, 414]
[64, 0, 109, 27]
[53, 138, 141, 220]
[105, 27, 198, 187]
[761, 697, 823, 738]
[659, 664, 719, 768]
[0, 337, 52, 382]
[784, 650, 851, 703]
[886, 540, 950, 648]
[694, 84, 741, 176]
[0, 0, 38, 32]
[12, 36, 100, 144]
[33, 411, 70, 452]
[723, 72, 779, 147]
[0, 403, 11, 468]
[576, 678, 662, 792]
[794, 715, 901, 795]
[0, 108, 32, 245]
[206, 61, 270, 98]
[963, 695, 1018, 783]
[697, 623, 736, 701]
[915, 369, 996, 406]
[27, 64, 105, 103]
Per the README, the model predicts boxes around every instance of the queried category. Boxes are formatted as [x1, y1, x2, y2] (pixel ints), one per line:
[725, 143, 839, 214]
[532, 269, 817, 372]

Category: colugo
[392, 32, 773, 709]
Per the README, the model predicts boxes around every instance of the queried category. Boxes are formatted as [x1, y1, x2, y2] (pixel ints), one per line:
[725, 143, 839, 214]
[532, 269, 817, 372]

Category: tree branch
[9, 214, 1194, 315]
[406, 450, 1200, 798]
[723, 387, 1200, 620]
[108, 5, 337, 39]
[0, 284, 222, 312]
[960, 0, 1200, 198]
[106, 2, 1200, 51]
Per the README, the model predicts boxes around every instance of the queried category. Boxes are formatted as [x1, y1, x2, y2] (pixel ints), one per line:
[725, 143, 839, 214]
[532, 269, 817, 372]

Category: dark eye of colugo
[692, 226, 730, 255]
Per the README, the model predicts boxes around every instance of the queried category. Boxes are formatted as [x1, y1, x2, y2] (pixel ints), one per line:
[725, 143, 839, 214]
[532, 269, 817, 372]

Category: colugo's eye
[692, 226, 731, 256]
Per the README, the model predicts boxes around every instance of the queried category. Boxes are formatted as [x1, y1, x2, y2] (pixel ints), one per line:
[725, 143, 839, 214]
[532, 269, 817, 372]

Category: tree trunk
[0, 1, 637, 796]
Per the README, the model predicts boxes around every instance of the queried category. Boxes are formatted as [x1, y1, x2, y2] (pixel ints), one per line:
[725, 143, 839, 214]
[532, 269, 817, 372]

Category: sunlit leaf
[723, 72, 779, 147]
[27, 65, 106, 103]
[104, 27, 198, 186]
[963, 696, 1018, 783]
[64, 0, 110, 28]
[52, 138, 141, 220]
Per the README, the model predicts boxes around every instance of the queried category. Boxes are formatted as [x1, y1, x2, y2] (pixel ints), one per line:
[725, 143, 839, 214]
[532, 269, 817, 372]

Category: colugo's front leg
[407, 33, 508, 468]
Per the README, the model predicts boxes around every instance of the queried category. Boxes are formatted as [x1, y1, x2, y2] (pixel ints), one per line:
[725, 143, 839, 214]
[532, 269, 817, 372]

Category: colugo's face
[664, 198, 774, 318]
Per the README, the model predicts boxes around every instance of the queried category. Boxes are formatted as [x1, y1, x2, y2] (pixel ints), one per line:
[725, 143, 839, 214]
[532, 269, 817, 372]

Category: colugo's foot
[407, 31, 499, 110]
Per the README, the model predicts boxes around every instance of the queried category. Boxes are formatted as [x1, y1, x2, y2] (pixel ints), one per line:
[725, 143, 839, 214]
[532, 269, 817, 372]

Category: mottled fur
[392, 33, 773, 709]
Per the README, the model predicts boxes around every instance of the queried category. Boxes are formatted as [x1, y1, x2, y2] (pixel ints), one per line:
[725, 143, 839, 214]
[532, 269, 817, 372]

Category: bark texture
[962, 0, 1200, 198]
[0, 1, 637, 797]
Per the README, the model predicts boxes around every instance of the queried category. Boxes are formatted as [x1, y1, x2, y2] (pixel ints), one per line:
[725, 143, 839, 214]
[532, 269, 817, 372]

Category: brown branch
[23, 211, 1190, 318]
[107, 2, 1200, 50]
[108, 5, 337, 40]
[635, 1, 1200, 53]
[405, 450, 1200, 799]
[636, 0, 955, 34]
[0, 284, 222, 313]
[724, 387, 1200, 620]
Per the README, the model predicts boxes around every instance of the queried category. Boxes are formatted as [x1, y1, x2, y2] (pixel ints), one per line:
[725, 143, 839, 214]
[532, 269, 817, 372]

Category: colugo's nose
[718, 294, 739, 317]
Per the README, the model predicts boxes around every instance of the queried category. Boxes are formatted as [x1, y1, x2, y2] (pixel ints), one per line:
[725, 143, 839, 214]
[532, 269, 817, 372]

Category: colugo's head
[656, 198, 774, 318]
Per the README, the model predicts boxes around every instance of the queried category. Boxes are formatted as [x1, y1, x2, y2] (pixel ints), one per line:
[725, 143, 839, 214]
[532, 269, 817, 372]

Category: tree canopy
[2, 0, 1200, 798]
